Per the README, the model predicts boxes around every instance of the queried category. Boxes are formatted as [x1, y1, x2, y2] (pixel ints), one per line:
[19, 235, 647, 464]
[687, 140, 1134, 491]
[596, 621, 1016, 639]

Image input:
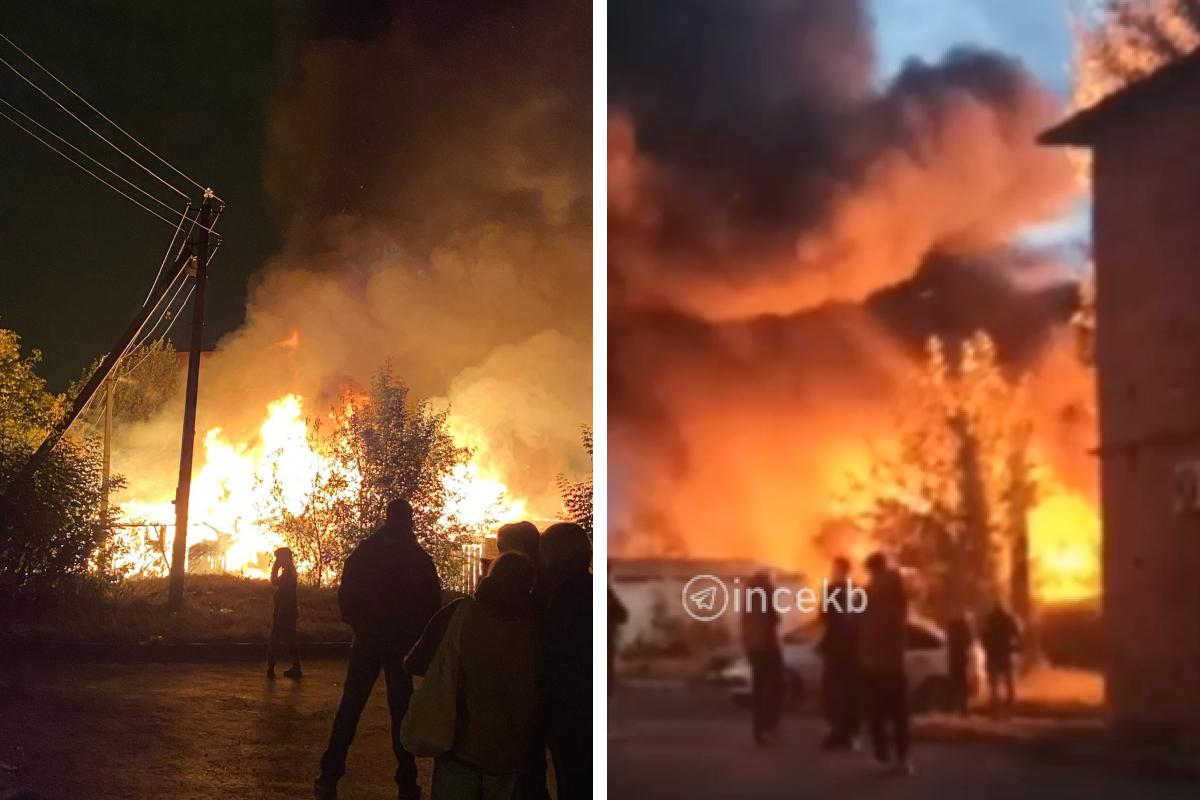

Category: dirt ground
[0, 576, 350, 645]
[0, 660, 436, 799]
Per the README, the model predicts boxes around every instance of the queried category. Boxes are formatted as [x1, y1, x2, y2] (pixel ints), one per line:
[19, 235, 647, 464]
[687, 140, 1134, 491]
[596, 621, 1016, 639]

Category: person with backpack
[404, 551, 539, 800]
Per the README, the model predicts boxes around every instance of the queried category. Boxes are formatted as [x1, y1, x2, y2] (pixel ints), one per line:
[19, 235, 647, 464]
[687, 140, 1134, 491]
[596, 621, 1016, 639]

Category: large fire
[112, 393, 527, 579]
[1028, 488, 1101, 604]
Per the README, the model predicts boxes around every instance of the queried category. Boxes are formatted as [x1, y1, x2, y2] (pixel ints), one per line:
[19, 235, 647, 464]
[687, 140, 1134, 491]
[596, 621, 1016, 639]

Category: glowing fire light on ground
[113, 393, 527, 579]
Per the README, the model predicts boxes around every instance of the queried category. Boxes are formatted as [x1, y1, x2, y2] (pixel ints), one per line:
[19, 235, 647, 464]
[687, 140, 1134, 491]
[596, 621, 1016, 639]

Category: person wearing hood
[495, 521, 553, 800]
[406, 551, 539, 800]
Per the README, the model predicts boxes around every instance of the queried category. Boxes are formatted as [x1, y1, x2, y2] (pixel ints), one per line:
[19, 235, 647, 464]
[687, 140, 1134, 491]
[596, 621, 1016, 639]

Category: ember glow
[112, 394, 527, 579]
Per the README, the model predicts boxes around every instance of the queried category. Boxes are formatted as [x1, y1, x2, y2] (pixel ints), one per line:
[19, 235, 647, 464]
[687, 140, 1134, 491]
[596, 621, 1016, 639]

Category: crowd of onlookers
[734, 552, 1024, 777]
[265, 498, 592, 800]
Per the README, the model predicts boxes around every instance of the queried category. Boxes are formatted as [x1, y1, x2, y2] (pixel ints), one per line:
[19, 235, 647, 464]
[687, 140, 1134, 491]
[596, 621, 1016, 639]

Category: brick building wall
[1056, 60, 1200, 729]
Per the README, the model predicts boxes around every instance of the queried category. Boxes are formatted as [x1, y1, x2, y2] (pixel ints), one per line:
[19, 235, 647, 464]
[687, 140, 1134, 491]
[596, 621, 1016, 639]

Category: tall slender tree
[839, 334, 1039, 622]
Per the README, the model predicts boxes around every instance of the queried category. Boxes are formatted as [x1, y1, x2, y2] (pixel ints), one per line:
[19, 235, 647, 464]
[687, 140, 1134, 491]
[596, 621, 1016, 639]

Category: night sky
[0, 1, 300, 389]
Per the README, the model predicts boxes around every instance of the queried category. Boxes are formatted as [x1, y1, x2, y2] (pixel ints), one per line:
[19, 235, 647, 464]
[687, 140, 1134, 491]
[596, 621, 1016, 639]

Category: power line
[0, 96, 188, 225]
[0, 31, 215, 202]
[145, 204, 194, 306]
[128, 272, 191, 356]
[75, 268, 195, 431]
[0, 107, 192, 230]
[129, 228, 221, 358]
[121, 284, 194, 378]
[0, 49, 192, 202]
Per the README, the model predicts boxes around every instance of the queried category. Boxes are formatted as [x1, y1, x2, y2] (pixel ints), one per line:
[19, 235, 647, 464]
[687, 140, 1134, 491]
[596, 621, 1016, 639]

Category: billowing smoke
[609, 0, 1089, 568]
[118, 0, 592, 517]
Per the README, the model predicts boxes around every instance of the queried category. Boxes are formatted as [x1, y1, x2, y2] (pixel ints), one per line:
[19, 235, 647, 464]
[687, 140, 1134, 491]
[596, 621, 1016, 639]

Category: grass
[0, 575, 349, 644]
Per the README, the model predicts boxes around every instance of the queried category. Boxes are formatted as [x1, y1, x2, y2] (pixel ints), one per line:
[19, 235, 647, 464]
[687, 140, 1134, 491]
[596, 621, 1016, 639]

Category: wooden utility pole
[168, 191, 217, 611]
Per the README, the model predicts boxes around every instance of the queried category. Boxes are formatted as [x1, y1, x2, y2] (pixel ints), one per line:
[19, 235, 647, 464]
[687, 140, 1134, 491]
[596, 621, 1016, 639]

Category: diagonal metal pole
[16, 244, 195, 485]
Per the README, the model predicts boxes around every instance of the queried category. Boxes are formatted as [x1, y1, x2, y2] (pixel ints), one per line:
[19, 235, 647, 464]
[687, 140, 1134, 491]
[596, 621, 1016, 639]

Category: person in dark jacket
[539, 523, 592, 800]
[314, 499, 442, 800]
[859, 552, 912, 774]
[819, 556, 859, 749]
[497, 521, 553, 800]
[406, 551, 539, 800]
[741, 570, 784, 746]
[267, 546, 301, 680]
[946, 612, 976, 716]
[982, 600, 1021, 715]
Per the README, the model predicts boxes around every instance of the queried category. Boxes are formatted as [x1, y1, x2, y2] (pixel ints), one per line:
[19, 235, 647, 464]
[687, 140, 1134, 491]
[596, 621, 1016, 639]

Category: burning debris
[609, 0, 1098, 604]
[104, 0, 591, 581]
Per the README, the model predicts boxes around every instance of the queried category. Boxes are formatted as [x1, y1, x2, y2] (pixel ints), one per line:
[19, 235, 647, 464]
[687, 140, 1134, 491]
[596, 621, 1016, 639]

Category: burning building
[1042, 50, 1200, 731]
[609, 1, 1099, 607]
[108, 0, 592, 578]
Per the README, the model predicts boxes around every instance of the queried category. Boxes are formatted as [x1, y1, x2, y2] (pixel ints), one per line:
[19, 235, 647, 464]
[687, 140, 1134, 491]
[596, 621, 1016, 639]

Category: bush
[0, 328, 112, 606]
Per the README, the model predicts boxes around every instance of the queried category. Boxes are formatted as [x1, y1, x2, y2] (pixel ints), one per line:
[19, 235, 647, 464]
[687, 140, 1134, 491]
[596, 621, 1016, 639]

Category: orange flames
[1028, 488, 1101, 604]
[113, 393, 528, 579]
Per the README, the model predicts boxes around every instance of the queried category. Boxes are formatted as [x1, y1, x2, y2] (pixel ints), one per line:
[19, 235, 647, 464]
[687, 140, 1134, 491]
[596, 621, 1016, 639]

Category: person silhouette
[539, 523, 592, 800]
[859, 552, 912, 775]
[741, 570, 784, 746]
[406, 551, 540, 799]
[314, 499, 442, 800]
[266, 546, 301, 680]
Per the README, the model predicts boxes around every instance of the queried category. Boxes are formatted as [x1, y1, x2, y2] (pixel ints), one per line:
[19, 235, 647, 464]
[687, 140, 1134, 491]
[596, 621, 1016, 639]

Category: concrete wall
[1092, 87, 1200, 729]
[612, 572, 815, 652]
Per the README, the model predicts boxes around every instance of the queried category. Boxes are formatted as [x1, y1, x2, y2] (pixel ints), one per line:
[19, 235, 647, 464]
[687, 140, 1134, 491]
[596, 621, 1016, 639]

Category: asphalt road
[608, 683, 1200, 800]
[0, 660, 431, 799]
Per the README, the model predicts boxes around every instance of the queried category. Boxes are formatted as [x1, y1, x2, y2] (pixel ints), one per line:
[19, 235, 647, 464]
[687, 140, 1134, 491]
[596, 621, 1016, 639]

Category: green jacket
[407, 591, 538, 774]
[455, 598, 537, 773]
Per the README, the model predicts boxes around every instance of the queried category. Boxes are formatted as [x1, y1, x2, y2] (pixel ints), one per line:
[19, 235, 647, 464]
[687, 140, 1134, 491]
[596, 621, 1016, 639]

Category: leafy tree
[838, 333, 1039, 621]
[1074, 0, 1200, 108]
[71, 339, 180, 429]
[260, 366, 470, 585]
[0, 327, 115, 604]
[557, 425, 594, 536]
[261, 420, 353, 588]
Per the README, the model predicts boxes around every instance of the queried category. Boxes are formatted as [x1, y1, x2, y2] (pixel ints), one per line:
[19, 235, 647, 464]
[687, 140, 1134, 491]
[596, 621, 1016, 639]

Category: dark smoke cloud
[115, 0, 592, 517]
[610, 0, 1074, 321]
[609, 0, 1086, 564]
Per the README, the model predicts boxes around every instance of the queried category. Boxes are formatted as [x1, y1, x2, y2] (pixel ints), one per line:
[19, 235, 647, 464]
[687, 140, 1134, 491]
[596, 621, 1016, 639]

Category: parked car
[718, 617, 984, 713]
